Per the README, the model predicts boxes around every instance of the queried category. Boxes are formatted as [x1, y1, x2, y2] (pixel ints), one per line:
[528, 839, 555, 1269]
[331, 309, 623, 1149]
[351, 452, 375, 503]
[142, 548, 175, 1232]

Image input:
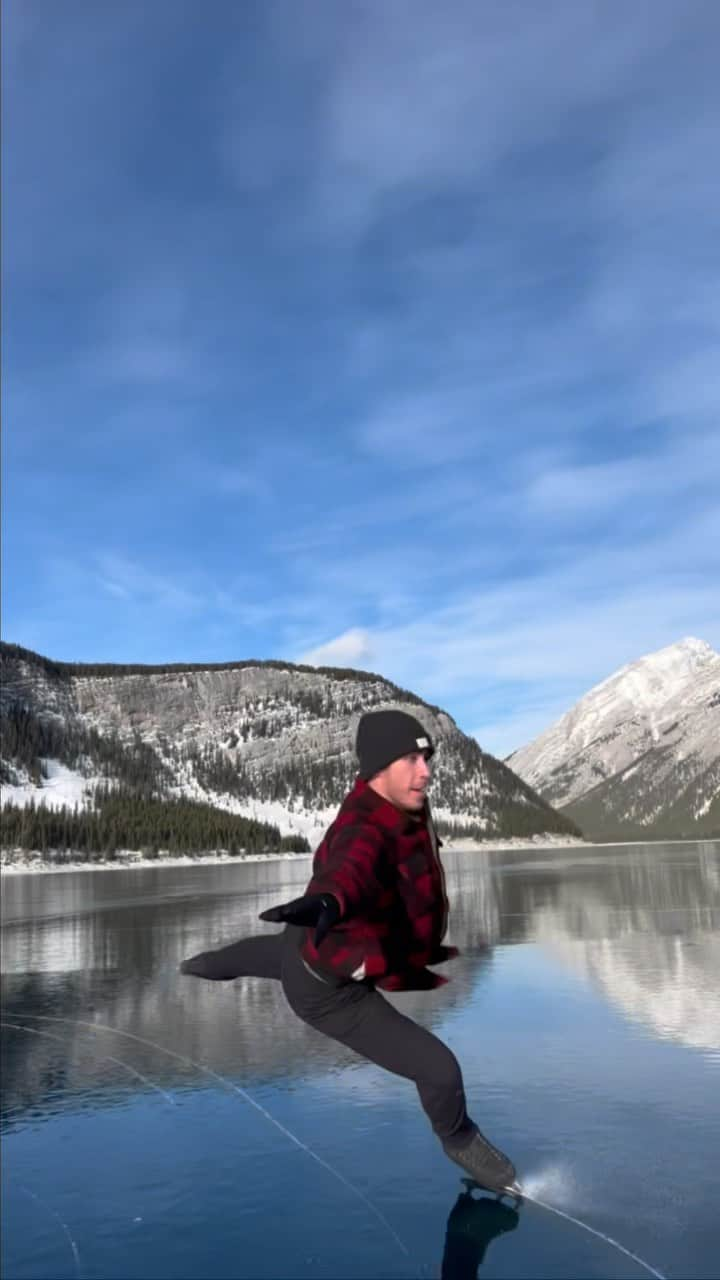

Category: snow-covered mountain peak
[507, 638, 720, 836]
[514, 638, 717, 767]
[675, 636, 715, 656]
[591, 636, 717, 702]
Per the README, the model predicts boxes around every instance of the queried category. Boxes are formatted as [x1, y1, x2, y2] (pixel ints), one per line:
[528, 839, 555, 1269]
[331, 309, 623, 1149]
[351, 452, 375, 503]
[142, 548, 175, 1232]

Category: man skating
[180, 708, 519, 1196]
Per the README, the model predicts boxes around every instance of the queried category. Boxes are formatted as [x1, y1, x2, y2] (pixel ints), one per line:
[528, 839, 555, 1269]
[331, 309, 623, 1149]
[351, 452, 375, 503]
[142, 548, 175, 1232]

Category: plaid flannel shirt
[302, 777, 458, 990]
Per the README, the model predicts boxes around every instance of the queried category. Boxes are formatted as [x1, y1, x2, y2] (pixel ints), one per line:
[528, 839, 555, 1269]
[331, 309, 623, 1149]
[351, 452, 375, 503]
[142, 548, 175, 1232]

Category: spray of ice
[520, 1163, 578, 1206]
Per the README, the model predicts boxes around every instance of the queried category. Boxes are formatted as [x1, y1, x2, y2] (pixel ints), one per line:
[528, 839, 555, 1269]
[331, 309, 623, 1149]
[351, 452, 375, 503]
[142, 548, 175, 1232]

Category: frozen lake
[2, 841, 719, 1279]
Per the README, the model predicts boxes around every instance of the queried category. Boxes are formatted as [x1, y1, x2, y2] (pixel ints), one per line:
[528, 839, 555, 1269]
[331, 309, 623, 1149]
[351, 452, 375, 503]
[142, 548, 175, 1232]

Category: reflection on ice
[1, 842, 718, 1123]
[2, 842, 718, 1280]
[537, 927, 720, 1052]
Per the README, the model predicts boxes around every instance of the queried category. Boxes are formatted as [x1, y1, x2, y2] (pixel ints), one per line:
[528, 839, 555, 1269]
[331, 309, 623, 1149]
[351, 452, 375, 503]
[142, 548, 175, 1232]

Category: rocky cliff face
[0, 644, 579, 848]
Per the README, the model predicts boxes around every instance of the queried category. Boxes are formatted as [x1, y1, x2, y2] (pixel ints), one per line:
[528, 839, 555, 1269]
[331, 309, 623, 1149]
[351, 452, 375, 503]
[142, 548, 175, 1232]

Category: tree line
[1, 683, 581, 855]
[1, 703, 169, 794]
[1, 791, 310, 861]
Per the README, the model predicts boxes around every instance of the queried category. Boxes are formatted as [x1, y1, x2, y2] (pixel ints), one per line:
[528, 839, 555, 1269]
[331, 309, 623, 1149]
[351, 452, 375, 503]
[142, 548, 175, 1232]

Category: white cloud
[523, 436, 716, 519]
[289, 499, 720, 753]
[299, 628, 374, 669]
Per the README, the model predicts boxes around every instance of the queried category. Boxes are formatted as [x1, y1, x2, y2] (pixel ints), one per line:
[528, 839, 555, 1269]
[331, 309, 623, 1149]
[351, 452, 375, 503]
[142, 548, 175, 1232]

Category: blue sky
[3, 0, 719, 757]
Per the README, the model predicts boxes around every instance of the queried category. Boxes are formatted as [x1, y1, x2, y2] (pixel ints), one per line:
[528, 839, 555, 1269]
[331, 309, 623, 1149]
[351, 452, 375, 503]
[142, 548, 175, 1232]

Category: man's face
[375, 751, 432, 812]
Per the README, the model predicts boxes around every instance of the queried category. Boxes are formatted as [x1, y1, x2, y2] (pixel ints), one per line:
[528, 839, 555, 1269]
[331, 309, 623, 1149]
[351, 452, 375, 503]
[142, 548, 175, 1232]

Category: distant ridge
[508, 638, 720, 840]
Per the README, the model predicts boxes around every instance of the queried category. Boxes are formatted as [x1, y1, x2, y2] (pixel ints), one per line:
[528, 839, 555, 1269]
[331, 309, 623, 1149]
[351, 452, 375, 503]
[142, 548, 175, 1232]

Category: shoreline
[0, 849, 314, 875]
[1, 834, 716, 875]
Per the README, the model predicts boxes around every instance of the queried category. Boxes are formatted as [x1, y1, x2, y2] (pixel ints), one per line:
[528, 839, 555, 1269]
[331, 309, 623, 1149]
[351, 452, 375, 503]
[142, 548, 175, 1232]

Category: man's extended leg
[180, 932, 284, 980]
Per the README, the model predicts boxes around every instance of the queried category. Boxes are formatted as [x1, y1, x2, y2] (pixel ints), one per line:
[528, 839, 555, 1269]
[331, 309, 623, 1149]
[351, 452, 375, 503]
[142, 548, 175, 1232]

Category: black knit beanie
[356, 709, 435, 780]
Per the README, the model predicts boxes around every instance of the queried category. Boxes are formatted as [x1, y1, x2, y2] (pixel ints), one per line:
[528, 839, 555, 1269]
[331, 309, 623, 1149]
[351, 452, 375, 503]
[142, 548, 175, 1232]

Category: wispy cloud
[290, 499, 720, 752]
[4, 1, 719, 753]
[94, 554, 204, 613]
[238, 0, 697, 239]
[356, 387, 489, 467]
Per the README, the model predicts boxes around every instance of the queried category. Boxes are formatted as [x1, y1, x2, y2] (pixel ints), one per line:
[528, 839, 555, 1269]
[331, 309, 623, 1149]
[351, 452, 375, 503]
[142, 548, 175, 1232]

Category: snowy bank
[0, 848, 314, 874]
[4, 829, 712, 870]
[3, 833, 712, 875]
[0, 833, 589, 874]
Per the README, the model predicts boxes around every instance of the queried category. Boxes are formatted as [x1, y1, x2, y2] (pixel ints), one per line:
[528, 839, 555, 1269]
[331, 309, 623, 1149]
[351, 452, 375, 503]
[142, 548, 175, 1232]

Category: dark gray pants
[182, 926, 472, 1145]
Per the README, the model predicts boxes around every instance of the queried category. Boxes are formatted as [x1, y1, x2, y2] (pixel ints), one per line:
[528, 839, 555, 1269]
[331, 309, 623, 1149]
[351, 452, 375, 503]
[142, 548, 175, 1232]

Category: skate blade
[461, 1176, 524, 1204]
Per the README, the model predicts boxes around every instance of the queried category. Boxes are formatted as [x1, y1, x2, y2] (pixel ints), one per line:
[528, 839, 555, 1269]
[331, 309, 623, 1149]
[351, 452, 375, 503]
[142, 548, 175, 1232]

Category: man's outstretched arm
[259, 822, 385, 942]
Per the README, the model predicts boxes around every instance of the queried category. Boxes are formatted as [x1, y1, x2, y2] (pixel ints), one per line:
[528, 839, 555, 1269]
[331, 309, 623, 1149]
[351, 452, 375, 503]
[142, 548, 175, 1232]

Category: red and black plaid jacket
[302, 778, 458, 991]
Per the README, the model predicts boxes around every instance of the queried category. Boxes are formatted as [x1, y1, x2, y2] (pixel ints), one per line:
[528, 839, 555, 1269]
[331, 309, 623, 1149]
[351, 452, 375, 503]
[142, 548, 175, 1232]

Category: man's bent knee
[423, 1042, 464, 1094]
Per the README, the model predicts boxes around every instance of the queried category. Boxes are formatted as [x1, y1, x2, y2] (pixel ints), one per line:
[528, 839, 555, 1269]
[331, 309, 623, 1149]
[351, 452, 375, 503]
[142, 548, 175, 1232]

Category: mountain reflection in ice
[1, 841, 718, 1128]
[507, 842, 720, 1054]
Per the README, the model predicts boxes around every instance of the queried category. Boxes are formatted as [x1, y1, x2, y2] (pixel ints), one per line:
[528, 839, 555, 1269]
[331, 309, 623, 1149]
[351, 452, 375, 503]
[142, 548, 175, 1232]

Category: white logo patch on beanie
[416, 737, 429, 749]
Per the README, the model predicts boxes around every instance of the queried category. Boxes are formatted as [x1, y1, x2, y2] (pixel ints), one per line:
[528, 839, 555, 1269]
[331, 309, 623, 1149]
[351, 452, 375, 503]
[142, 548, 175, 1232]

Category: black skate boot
[443, 1126, 520, 1197]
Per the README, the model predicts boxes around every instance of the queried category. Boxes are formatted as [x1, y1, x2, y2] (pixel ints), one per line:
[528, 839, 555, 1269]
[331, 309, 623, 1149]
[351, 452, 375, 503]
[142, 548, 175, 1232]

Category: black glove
[259, 892, 341, 947]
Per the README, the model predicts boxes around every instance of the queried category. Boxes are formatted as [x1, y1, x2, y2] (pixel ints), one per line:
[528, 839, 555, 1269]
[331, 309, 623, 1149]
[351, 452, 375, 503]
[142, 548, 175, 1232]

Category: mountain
[0, 642, 580, 859]
[507, 638, 720, 841]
